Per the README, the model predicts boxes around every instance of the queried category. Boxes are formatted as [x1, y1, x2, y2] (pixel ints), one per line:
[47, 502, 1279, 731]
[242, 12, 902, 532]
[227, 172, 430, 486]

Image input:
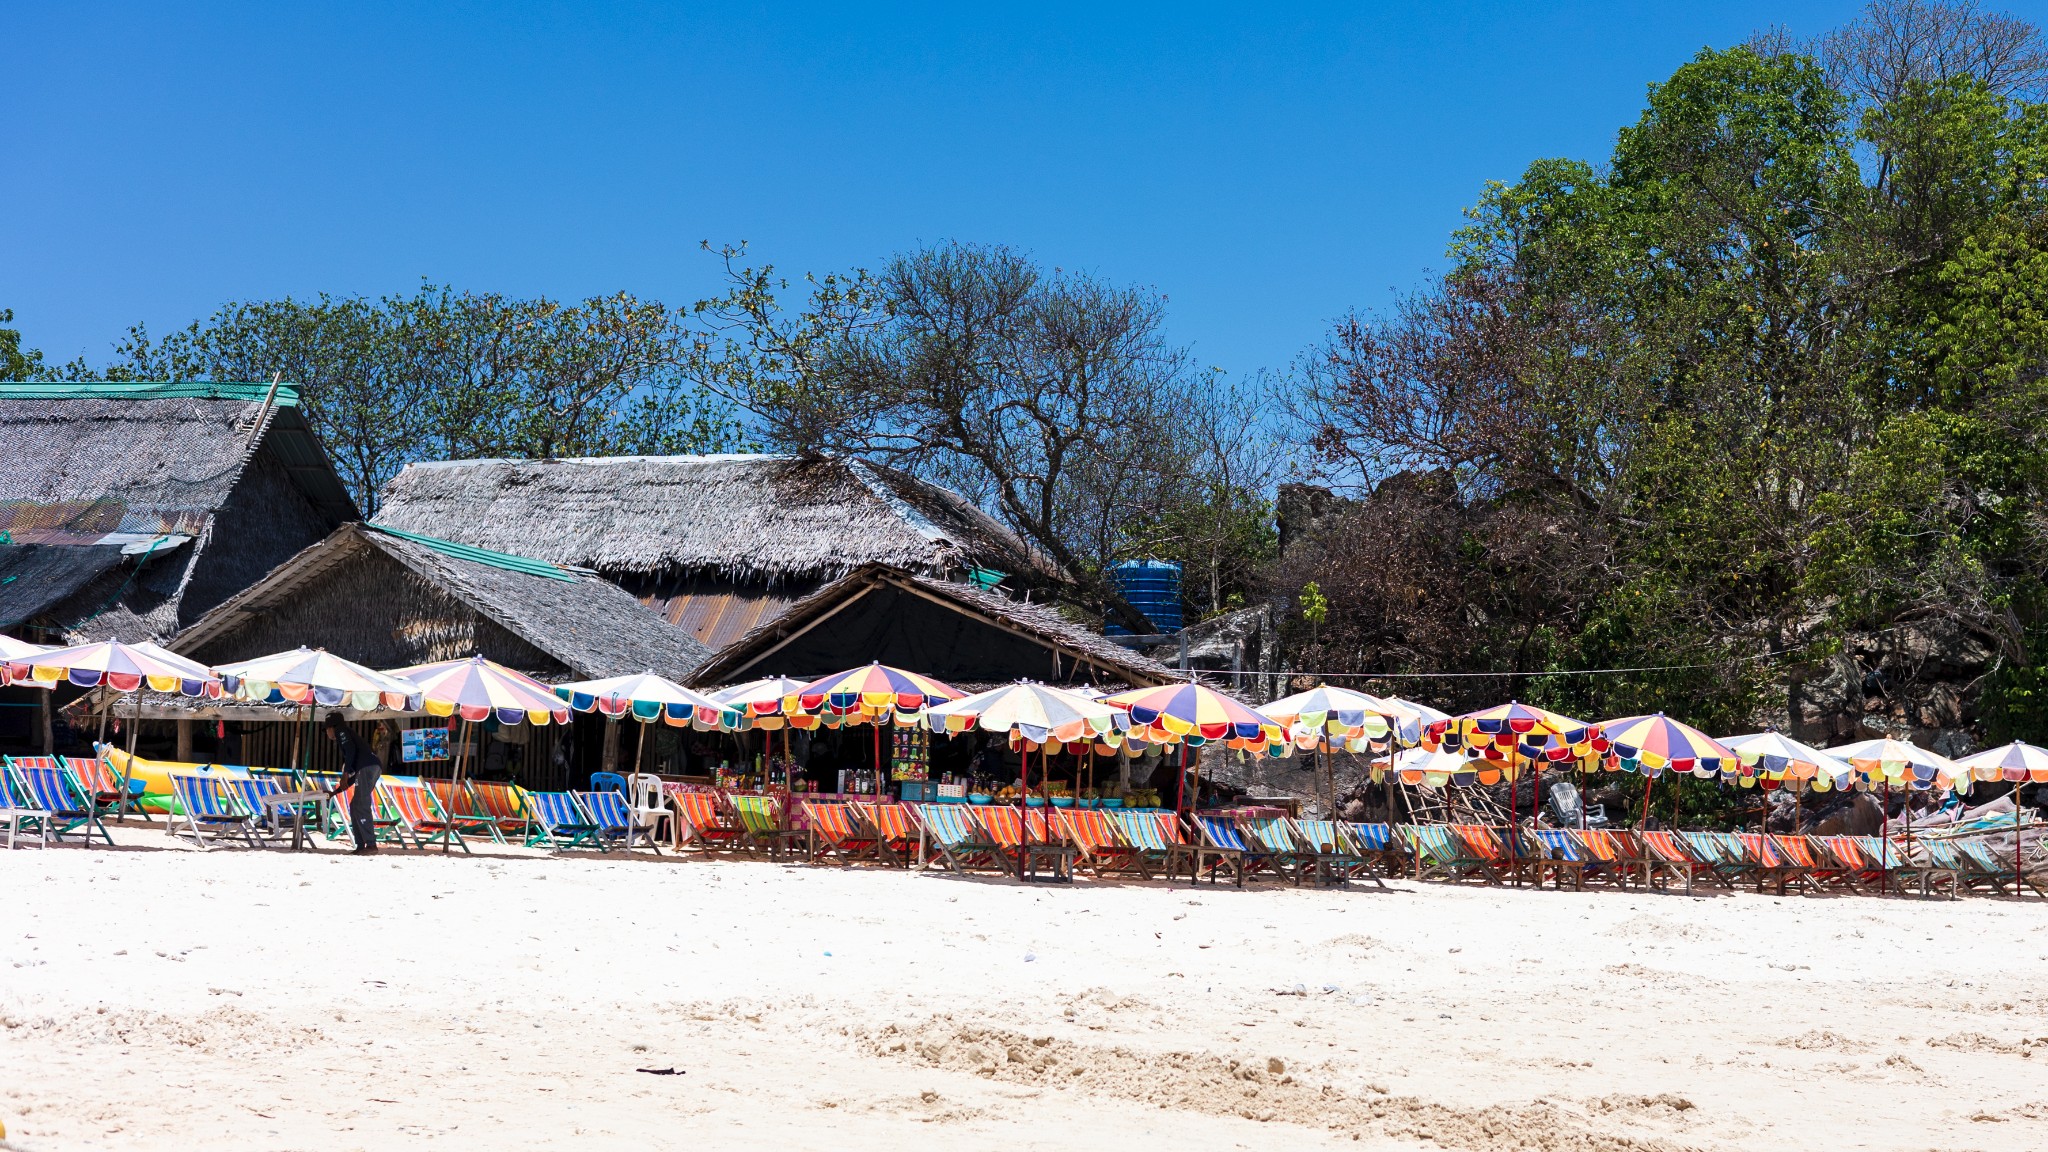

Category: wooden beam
[719, 581, 880, 679]
[880, 573, 1170, 686]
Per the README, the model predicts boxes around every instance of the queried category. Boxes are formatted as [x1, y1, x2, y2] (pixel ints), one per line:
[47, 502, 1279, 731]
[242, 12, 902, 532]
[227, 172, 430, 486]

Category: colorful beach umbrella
[707, 676, 812, 730]
[1382, 696, 1451, 728]
[927, 681, 1129, 746]
[783, 663, 965, 726]
[1382, 746, 1481, 786]
[555, 671, 730, 728]
[388, 655, 571, 725]
[0, 634, 51, 686]
[1262, 684, 1408, 751]
[11, 639, 222, 697]
[1598, 713, 1737, 779]
[1100, 682, 1285, 751]
[1722, 731, 1854, 790]
[216, 647, 423, 713]
[1828, 737, 1961, 791]
[1952, 741, 2048, 784]
[1425, 701, 1601, 772]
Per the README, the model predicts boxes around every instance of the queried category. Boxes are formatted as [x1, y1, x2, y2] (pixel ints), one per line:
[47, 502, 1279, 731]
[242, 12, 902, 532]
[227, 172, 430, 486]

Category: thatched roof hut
[172, 523, 709, 681]
[690, 564, 1179, 691]
[371, 454, 1066, 649]
[0, 381, 356, 642]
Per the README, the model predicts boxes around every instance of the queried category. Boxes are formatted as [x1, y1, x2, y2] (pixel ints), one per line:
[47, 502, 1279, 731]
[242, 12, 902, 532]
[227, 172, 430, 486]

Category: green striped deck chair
[1639, 831, 1716, 894]
[1297, 819, 1382, 887]
[913, 802, 998, 872]
[1239, 817, 1314, 884]
[1105, 809, 1186, 880]
[726, 793, 800, 860]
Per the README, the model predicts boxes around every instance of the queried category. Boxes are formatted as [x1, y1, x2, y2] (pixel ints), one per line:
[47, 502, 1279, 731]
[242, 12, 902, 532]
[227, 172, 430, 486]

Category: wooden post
[39, 690, 52, 754]
[176, 718, 193, 763]
[602, 717, 621, 774]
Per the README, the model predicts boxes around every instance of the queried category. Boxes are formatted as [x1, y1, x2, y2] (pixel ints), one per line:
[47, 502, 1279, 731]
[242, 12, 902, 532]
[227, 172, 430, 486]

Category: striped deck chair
[526, 791, 604, 851]
[854, 802, 920, 866]
[803, 800, 873, 864]
[12, 759, 114, 845]
[378, 777, 468, 852]
[1528, 829, 1588, 890]
[1639, 831, 1716, 894]
[425, 779, 503, 843]
[1102, 809, 1183, 880]
[1906, 839, 1965, 897]
[667, 787, 741, 852]
[1853, 835, 1903, 893]
[912, 802, 997, 872]
[577, 789, 647, 852]
[975, 805, 1073, 879]
[1339, 822, 1396, 878]
[1949, 839, 2020, 896]
[1764, 834, 1825, 895]
[168, 773, 257, 849]
[1573, 829, 1632, 888]
[62, 755, 140, 821]
[470, 781, 535, 842]
[0, 764, 50, 849]
[1298, 819, 1382, 887]
[1816, 835, 1882, 893]
[1239, 817, 1317, 884]
[222, 773, 293, 843]
[726, 793, 800, 860]
[1186, 815, 1250, 887]
[1444, 825, 1512, 885]
[1683, 832, 1758, 889]
[1055, 807, 1142, 879]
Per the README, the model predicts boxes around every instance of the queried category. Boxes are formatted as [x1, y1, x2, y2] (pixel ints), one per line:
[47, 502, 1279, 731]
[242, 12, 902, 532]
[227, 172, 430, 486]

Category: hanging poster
[402, 727, 450, 763]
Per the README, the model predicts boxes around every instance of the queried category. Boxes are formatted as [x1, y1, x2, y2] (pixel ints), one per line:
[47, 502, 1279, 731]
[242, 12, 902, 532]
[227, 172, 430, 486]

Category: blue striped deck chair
[526, 791, 604, 852]
[1103, 809, 1183, 880]
[1954, 838, 2041, 897]
[1528, 829, 1588, 890]
[223, 772, 295, 843]
[1904, 838, 1964, 897]
[11, 759, 113, 845]
[912, 802, 994, 872]
[1340, 822, 1395, 879]
[577, 789, 650, 852]
[1295, 819, 1382, 887]
[169, 774, 258, 849]
[1189, 815, 1248, 887]
[0, 763, 50, 849]
[1407, 824, 1485, 883]
[1679, 831, 1752, 888]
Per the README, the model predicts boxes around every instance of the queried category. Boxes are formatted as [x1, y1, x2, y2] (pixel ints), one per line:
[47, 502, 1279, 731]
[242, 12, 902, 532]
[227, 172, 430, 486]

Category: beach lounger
[221, 772, 297, 843]
[578, 789, 651, 852]
[377, 777, 468, 852]
[1575, 829, 1634, 888]
[424, 779, 506, 844]
[1296, 819, 1382, 887]
[1680, 832, 1756, 890]
[1240, 816, 1323, 884]
[1055, 807, 1143, 879]
[666, 787, 742, 853]
[1528, 829, 1588, 890]
[1813, 835, 1881, 893]
[1183, 815, 1250, 887]
[803, 800, 874, 864]
[1638, 831, 1716, 894]
[726, 793, 800, 860]
[1418, 825, 1506, 885]
[0, 765, 50, 849]
[1763, 834, 1827, 895]
[1950, 838, 2033, 896]
[1339, 822, 1398, 878]
[853, 801, 920, 866]
[11, 759, 114, 845]
[975, 805, 1073, 880]
[168, 773, 258, 849]
[1104, 809, 1185, 880]
[526, 791, 605, 852]
[61, 755, 141, 822]
[912, 802, 999, 872]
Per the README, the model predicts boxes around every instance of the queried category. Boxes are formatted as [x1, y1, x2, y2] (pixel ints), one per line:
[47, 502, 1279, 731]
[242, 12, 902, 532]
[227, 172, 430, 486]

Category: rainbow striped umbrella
[1953, 741, 2048, 784]
[784, 663, 965, 726]
[554, 671, 731, 728]
[1829, 737, 1961, 791]
[217, 647, 423, 713]
[1598, 713, 1737, 779]
[12, 639, 222, 697]
[1425, 701, 1601, 772]
[1100, 682, 1285, 751]
[1722, 731, 1854, 790]
[707, 676, 812, 730]
[0, 634, 51, 686]
[388, 655, 570, 725]
[927, 681, 1128, 745]
[1262, 684, 1408, 751]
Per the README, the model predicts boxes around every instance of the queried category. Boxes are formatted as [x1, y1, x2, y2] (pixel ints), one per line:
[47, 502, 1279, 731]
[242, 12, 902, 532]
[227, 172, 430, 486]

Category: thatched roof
[690, 564, 1181, 691]
[0, 381, 358, 641]
[0, 381, 356, 538]
[173, 523, 710, 681]
[371, 454, 1064, 587]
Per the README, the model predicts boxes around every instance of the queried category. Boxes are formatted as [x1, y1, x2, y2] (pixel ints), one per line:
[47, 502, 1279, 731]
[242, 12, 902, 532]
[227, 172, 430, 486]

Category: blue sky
[4, 2, 1885, 378]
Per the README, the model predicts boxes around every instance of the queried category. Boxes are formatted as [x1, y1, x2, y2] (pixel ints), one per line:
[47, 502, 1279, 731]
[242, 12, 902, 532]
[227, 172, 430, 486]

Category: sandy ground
[3, 826, 2046, 1152]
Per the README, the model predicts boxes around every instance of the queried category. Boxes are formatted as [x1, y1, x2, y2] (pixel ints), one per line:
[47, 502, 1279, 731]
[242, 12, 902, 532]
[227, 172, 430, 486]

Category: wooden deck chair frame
[1239, 817, 1320, 885]
[1527, 829, 1588, 890]
[1104, 810, 1184, 880]
[973, 805, 1073, 880]
[1637, 831, 1717, 895]
[1180, 814, 1249, 888]
[0, 765, 51, 849]
[1814, 835, 1883, 894]
[1681, 832, 1757, 890]
[1573, 829, 1635, 889]
[1054, 807, 1142, 879]
[725, 793, 800, 860]
[1339, 822, 1400, 879]
[1761, 834, 1825, 895]
[803, 800, 875, 864]
[853, 801, 921, 867]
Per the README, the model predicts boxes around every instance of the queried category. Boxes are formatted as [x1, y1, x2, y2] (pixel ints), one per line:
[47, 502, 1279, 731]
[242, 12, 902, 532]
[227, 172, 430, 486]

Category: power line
[1194, 649, 1791, 681]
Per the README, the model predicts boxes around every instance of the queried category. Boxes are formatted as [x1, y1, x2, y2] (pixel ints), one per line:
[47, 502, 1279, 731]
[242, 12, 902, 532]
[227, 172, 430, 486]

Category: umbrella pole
[1578, 763, 1586, 832]
[1882, 780, 1891, 895]
[1176, 743, 1187, 814]
[874, 722, 883, 803]
[444, 720, 471, 855]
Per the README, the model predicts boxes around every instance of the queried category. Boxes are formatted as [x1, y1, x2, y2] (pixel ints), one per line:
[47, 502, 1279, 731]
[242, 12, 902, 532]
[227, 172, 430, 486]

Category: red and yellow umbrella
[388, 655, 570, 725]
[1598, 713, 1736, 778]
[1101, 682, 1285, 752]
[783, 663, 965, 728]
[11, 639, 222, 697]
[1424, 700, 1602, 775]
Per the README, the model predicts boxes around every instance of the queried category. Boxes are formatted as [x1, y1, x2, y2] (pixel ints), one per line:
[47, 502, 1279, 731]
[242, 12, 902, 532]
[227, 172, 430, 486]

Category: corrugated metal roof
[650, 588, 801, 651]
[0, 381, 301, 404]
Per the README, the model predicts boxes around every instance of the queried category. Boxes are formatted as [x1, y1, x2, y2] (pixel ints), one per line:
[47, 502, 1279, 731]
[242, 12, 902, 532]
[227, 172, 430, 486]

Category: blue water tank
[1107, 560, 1183, 635]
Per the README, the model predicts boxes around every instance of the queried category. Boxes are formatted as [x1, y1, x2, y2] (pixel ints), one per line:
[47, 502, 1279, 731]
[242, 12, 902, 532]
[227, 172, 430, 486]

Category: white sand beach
[4, 832, 2045, 1152]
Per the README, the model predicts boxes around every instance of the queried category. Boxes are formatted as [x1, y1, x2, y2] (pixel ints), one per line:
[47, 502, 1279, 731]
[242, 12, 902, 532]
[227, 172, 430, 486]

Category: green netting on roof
[367, 524, 579, 582]
[0, 381, 302, 405]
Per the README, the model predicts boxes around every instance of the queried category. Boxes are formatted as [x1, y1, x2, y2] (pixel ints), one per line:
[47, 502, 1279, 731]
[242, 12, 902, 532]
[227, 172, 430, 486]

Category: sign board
[402, 727, 450, 763]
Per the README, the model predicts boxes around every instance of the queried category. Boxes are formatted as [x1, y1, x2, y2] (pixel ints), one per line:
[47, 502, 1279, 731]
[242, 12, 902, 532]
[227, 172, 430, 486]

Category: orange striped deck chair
[1448, 824, 1513, 885]
[974, 805, 1073, 879]
[1055, 807, 1141, 878]
[1639, 830, 1716, 894]
[853, 801, 920, 866]
[1739, 833, 1806, 895]
[379, 777, 468, 853]
[1766, 834, 1824, 894]
[803, 800, 873, 864]
[426, 779, 506, 843]
[1818, 835, 1884, 893]
[668, 787, 740, 852]
[1573, 828, 1631, 887]
[63, 755, 140, 820]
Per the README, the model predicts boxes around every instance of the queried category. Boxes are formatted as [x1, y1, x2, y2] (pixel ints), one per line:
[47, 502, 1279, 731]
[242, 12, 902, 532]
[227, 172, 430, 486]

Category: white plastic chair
[626, 773, 672, 848]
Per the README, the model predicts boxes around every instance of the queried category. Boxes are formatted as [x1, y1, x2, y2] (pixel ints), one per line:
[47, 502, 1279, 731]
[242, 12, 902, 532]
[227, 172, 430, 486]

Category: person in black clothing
[325, 712, 382, 854]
